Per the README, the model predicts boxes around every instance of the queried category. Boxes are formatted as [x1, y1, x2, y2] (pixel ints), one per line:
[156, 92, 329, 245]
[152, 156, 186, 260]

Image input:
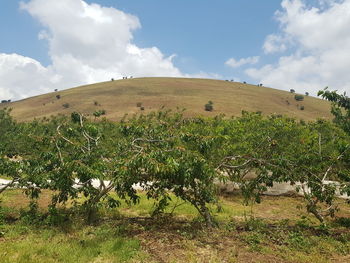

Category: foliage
[1, 107, 350, 225]
[318, 88, 350, 135]
[204, 101, 214, 112]
[214, 113, 350, 222]
[93, 109, 106, 118]
[294, 94, 304, 101]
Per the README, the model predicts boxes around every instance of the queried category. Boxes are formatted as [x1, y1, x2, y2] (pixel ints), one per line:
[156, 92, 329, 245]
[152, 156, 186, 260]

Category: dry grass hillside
[1, 77, 332, 121]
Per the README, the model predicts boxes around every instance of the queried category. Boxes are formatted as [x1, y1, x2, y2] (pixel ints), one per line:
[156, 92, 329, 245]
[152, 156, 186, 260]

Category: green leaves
[2, 107, 350, 224]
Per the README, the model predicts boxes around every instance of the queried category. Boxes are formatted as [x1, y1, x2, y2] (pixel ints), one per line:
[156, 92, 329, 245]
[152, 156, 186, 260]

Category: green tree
[318, 88, 350, 134]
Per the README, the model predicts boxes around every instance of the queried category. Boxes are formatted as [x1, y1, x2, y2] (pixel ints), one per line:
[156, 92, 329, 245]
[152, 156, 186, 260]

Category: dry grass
[0, 78, 332, 121]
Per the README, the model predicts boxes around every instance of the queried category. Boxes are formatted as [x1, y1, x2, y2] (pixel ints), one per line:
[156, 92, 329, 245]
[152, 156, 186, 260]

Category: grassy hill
[0, 77, 332, 121]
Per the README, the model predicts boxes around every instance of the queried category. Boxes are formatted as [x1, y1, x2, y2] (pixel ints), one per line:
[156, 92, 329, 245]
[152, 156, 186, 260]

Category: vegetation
[1, 107, 349, 224]
[294, 94, 304, 101]
[318, 88, 350, 135]
[204, 101, 214, 111]
[1, 88, 350, 261]
[93, 109, 106, 118]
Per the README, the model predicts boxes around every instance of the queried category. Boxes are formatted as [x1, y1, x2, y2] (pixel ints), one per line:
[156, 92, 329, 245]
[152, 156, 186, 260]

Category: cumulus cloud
[263, 34, 288, 54]
[0, 0, 185, 100]
[0, 53, 61, 99]
[225, 56, 260, 68]
[247, 0, 350, 95]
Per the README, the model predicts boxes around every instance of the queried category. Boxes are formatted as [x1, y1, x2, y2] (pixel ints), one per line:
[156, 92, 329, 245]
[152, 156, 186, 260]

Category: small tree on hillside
[204, 101, 214, 112]
[294, 94, 304, 101]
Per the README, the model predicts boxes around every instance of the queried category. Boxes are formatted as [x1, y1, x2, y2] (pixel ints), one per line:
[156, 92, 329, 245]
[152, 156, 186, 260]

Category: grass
[0, 224, 144, 263]
[1, 190, 350, 262]
[0, 77, 332, 122]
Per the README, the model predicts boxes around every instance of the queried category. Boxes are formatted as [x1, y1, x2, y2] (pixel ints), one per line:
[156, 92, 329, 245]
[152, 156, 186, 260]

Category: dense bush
[294, 94, 304, 101]
[1, 107, 350, 225]
[204, 101, 214, 112]
[318, 88, 350, 135]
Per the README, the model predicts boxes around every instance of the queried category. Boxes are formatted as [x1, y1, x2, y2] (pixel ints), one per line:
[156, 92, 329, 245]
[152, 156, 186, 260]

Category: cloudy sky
[1, 0, 350, 100]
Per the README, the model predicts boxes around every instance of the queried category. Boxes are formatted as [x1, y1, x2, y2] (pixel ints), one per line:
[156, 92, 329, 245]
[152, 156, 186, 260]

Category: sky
[1, 0, 350, 100]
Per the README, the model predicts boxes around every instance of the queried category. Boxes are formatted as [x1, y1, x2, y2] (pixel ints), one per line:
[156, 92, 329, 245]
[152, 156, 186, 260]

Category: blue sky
[1, 0, 350, 99]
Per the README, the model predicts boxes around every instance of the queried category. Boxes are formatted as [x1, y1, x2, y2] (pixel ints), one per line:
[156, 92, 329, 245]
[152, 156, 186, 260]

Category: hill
[0, 77, 332, 121]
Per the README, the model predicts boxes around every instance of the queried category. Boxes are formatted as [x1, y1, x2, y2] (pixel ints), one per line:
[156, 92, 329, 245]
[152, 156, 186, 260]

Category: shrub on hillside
[290, 89, 295, 93]
[62, 103, 70, 109]
[205, 101, 214, 112]
[93, 109, 107, 118]
[294, 94, 304, 101]
[56, 95, 61, 100]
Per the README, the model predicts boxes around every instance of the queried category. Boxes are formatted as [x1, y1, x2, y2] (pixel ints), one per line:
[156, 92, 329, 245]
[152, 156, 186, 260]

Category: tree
[36, 114, 118, 222]
[318, 88, 350, 134]
[113, 111, 219, 226]
[204, 101, 214, 112]
[214, 112, 350, 223]
[294, 95, 304, 101]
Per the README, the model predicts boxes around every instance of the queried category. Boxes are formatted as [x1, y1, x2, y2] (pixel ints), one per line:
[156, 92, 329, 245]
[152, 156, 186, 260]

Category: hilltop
[0, 77, 332, 121]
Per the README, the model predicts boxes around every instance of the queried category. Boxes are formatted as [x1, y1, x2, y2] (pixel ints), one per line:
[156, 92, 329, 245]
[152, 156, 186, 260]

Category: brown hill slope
[1, 77, 332, 121]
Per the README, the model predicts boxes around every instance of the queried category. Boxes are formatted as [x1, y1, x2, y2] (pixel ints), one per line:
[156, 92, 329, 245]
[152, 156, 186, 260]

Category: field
[1, 79, 349, 263]
[1, 190, 350, 263]
[0, 77, 332, 121]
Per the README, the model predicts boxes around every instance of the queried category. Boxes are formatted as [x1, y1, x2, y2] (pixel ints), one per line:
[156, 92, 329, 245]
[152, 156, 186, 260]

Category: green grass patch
[0, 224, 142, 263]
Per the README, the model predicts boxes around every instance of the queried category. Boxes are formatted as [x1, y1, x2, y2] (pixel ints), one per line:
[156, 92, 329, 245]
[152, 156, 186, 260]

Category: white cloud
[225, 56, 260, 68]
[0, 53, 61, 99]
[0, 0, 186, 100]
[247, 0, 350, 95]
[263, 34, 288, 54]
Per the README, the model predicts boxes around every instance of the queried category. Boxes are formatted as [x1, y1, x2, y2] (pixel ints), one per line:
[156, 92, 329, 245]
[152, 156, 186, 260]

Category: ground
[1, 190, 350, 263]
[0, 78, 332, 122]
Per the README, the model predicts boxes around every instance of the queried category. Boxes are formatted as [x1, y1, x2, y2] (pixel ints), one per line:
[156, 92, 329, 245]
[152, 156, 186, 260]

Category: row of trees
[1, 90, 350, 226]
